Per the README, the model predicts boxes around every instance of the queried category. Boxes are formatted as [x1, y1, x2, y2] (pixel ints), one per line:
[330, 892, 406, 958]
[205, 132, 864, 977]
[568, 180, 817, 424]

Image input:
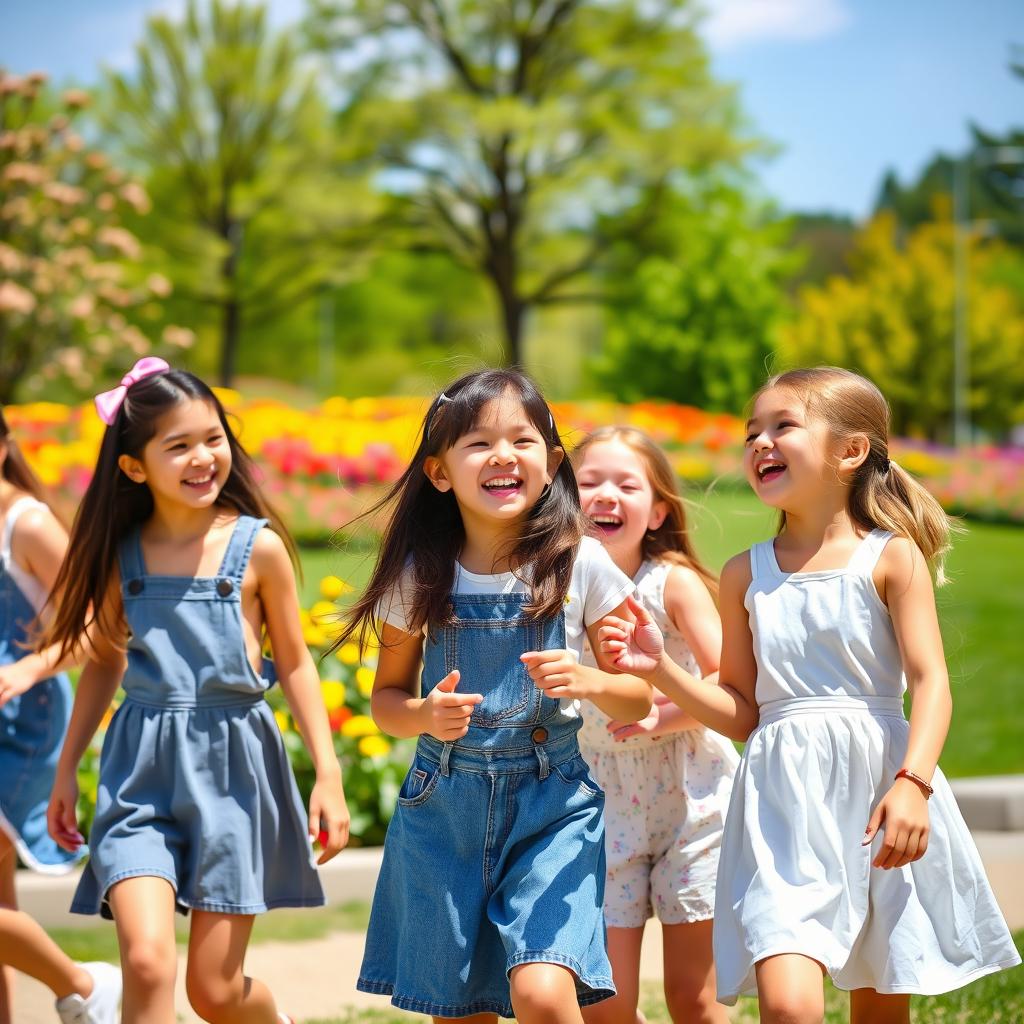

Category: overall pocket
[396, 758, 441, 808]
[553, 755, 604, 799]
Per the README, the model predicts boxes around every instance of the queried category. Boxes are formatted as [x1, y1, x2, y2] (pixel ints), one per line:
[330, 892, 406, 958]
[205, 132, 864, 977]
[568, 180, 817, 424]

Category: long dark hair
[0, 407, 49, 503]
[334, 368, 586, 649]
[45, 369, 296, 658]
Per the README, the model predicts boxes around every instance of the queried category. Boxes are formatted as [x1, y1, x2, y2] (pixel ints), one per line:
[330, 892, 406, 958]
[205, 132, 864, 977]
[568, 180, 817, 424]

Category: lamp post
[952, 145, 1024, 447]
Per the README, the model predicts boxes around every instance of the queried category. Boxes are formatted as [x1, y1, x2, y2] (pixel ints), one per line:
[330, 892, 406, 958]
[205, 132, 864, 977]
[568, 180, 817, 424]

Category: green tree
[781, 211, 1024, 441]
[0, 71, 186, 402]
[105, 0, 380, 386]
[306, 0, 753, 366]
[589, 182, 795, 411]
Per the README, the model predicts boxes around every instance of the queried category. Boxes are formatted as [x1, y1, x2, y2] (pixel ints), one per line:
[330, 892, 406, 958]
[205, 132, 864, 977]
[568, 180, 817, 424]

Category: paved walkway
[13, 832, 1024, 1023]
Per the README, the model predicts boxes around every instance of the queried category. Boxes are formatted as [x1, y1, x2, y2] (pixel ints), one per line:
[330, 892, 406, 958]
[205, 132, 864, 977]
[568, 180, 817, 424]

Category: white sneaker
[55, 961, 122, 1024]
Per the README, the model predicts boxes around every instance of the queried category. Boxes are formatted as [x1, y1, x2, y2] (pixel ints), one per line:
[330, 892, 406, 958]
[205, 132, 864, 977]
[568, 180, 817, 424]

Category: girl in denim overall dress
[42, 361, 350, 1024]
[337, 369, 653, 1023]
[601, 368, 1020, 1023]
[0, 408, 122, 1024]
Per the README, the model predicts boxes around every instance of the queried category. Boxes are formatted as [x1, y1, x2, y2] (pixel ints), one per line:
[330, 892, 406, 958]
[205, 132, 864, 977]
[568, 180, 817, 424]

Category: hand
[309, 770, 350, 865]
[598, 596, 665, 676]
[0, 660, 38, 708]
[520, 649, 591, 701]
[48, 772, 84, 853]
[863, 778, 931, 869]
[420, 670, 483, 742]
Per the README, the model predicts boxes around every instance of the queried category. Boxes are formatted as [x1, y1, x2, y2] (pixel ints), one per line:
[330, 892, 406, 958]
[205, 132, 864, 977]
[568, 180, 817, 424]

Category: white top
[580, 559, 702, 752]
[1, 497, 49, 613]
[379, 536, 634, 719]
[746, 529, 906, 710]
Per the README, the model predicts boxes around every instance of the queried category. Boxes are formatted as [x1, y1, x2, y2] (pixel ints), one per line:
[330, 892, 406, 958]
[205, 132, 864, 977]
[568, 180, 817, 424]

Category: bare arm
[521, 598, 653, 724]
[603, 554, 759, 742]
[253, 531, 349, 861]
[863, 538, 950, 869]
[371, 622, 483, 740]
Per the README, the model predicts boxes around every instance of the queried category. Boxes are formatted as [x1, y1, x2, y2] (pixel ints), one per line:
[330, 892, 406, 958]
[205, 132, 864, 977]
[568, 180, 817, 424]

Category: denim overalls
[358, 589, 615, 1018]
[0, 497, 81, 873]
[72, 515, 324, 918]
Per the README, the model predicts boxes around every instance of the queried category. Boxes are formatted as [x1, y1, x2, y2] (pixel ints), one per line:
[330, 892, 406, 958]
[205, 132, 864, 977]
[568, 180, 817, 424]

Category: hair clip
[426, 392, 453, 440]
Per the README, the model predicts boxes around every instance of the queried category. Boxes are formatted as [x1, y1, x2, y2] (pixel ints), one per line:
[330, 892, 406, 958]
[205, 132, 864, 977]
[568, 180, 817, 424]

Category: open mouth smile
[183, 472, 216, 490]
[756, 460, 787, 484]
[481, 476, 523, 498]
[589, 513, 623, 536]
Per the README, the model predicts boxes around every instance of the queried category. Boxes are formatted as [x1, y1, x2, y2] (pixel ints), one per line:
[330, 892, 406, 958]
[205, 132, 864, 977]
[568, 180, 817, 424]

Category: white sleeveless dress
[714, 530, 1020, 1004]
[580, 560, 739, 926]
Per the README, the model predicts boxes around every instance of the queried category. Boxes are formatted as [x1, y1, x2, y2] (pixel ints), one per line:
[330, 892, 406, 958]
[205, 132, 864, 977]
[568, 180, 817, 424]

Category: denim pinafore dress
[358, 590, 615, 1018]
[0, 497, 81, 874]
[72, 515, 324, 918]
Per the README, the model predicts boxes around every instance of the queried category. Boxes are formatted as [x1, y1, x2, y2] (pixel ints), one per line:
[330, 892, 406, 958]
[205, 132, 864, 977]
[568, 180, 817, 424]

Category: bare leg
[582, 926, 645, 1024]
[755, 953, 826, 1024]
[661, 919, 728, 1024]
[0, 907, 95, 998]
[184, 910, 277, 1023]
[432, 1016, 499, 1024]
[0, 835, 17, 1024]
[510, 961, 585, 1024]
[850, 988, 911, 1024]
[108, 876, 178, 1024]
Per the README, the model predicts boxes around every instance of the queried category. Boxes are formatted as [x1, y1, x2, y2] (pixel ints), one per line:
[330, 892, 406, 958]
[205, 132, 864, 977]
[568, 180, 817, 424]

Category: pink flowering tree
[0, 70, 193, 402]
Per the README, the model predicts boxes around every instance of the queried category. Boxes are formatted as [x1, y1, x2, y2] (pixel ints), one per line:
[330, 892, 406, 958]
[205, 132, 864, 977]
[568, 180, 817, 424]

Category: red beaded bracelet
[895, 768, 934, 798]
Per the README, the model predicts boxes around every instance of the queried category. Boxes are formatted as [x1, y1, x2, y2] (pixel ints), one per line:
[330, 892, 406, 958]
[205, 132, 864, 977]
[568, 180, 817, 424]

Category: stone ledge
[949, 775, 1024, 832]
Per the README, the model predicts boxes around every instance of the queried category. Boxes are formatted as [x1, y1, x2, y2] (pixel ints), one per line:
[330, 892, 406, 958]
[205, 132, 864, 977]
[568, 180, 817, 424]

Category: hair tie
[94, 357, 171, 425]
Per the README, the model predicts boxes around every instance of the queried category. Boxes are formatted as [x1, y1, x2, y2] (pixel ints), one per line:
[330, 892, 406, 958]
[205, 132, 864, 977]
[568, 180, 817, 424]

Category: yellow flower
[359, 735, 391, 758]
[303, 624, 328, 648]
[336, 642, 360, 666]
[274, 710, 290, 733]
[341, 714, 379, 738]
[355, 666, 375, 697]
[310, 600, 339, 625]
[320, 575, 352, 600]
[321, 680, 347, 711]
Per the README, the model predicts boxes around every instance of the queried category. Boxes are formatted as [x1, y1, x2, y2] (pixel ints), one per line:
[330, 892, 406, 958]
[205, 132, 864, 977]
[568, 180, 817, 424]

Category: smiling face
[576, 439, 666, 567]
[424, 390, 561, 530]
[743, 387, 841, 511]
[118, 398, 231, 510]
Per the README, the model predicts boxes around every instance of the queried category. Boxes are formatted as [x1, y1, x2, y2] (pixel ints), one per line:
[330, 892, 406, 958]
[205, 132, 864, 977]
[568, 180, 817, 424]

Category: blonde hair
[572, 426, 718, 598]
[756, 367, 955, 583]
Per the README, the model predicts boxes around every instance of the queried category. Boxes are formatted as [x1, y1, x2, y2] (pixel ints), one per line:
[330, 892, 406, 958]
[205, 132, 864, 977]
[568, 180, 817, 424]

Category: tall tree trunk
[218, 218, 243, 387]
[499, 287, 525, 368]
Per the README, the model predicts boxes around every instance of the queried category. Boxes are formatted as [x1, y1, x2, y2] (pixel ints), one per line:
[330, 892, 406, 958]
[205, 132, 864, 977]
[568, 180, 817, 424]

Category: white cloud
[702, 0, 852, 52]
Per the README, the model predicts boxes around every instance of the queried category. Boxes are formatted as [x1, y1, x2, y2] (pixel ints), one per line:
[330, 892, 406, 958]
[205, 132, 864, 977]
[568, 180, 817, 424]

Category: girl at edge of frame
[573, 426, 737, 1024]
[334, 368, 653, 1024]
[0, 407, 121, 1024]
[600, 366, 1021, 1024]
[43, 358, 349, 1024]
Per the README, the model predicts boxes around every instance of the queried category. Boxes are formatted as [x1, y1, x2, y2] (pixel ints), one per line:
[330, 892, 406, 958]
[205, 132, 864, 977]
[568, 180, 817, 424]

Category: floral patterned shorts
[582, 730, 737, 928]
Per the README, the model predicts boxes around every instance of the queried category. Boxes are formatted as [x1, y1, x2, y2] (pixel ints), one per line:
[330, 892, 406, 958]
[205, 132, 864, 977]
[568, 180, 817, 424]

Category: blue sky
[1, 0, 1020, 218]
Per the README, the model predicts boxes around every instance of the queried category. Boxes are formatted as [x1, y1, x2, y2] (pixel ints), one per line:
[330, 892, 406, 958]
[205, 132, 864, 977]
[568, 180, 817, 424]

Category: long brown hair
[334, 368, 586, 649]
[756, 367, 955, 582]
[572, 426, 718, 598]
[0, 407, 49, 503]
[45, 369, 296, 659]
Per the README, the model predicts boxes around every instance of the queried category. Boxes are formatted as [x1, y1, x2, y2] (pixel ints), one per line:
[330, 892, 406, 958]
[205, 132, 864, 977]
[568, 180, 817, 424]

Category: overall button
[217, 579, 234, 597]
[531, 726, 548, 744]
[127, 579, 144, 595]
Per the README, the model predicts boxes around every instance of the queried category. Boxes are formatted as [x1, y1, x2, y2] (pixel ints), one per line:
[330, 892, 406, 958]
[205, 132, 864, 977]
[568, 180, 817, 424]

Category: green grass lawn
[299, 489, 1024, 778]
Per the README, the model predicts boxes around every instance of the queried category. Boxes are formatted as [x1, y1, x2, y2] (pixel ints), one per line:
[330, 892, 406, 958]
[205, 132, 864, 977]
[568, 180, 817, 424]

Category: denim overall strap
[118, 527, 146, 586]
[217, 516, 268, 585]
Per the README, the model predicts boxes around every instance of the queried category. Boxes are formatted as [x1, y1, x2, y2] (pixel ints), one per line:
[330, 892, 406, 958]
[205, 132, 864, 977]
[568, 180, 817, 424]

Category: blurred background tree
[305, 0, 756, 367]
[103, 0, 381, 387]
[781, 209, 1024, 441]
[0, 70, 188, 403]
[590, 181, 796, 411]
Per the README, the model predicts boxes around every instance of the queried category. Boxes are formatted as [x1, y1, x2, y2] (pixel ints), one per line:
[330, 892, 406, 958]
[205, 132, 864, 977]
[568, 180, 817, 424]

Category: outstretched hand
[598, 595, 664, 676]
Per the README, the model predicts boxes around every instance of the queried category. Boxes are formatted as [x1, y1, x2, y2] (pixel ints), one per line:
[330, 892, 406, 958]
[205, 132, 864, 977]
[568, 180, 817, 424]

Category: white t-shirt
[379, 537, 634, 718]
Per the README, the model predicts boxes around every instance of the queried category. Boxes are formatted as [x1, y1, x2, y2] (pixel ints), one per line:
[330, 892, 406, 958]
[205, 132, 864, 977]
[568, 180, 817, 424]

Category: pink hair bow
[94, 357, 171, 425]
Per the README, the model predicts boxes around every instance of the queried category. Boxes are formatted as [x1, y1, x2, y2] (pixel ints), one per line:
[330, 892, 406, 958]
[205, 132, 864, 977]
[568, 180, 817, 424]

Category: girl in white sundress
[599, 367, 1020, 1024]
[573, 428, 737, 1024]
